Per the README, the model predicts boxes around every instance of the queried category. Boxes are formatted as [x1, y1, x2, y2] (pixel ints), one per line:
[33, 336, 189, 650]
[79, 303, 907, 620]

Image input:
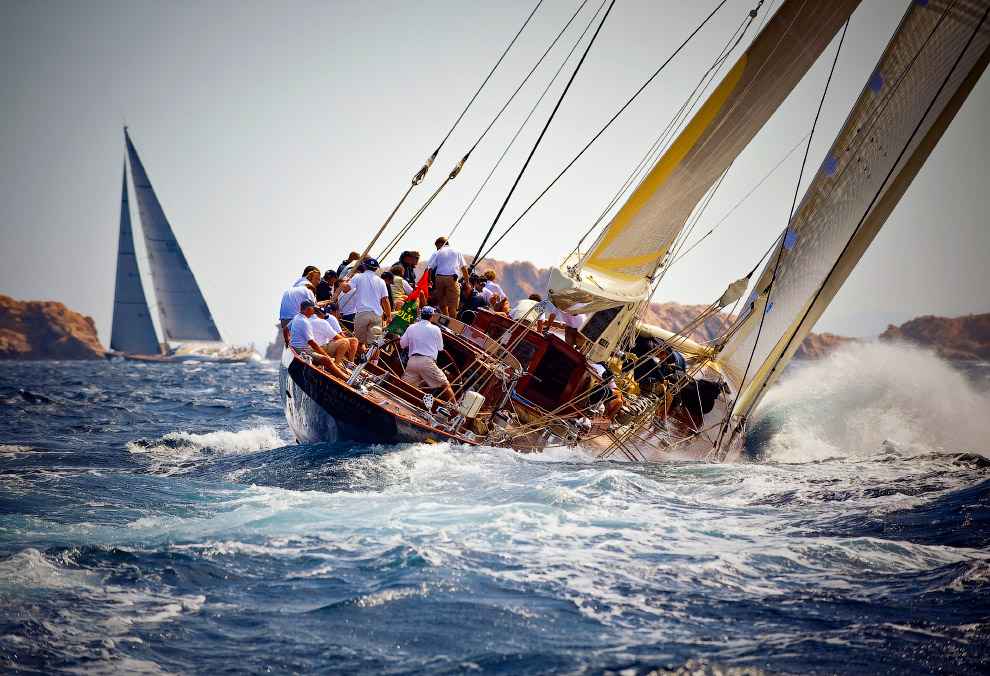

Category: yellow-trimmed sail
[551, 0, 862, 313]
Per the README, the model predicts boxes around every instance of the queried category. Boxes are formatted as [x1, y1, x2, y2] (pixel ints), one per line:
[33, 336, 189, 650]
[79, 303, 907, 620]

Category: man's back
[400, 320, 443, 359]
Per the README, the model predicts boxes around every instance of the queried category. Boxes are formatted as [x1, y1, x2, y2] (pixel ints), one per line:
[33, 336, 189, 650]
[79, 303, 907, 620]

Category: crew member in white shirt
[399, 306, 455, 403]
[320, 302, 358, 363]
[309, 303, 353, 367]
[482, 270, 509, 313]
[427, 237, 469, 319]
[510, 293, 546, 333]
[287, 299, 348, 379]
[547, 305, 586, 348]
[338, 258, 391, 353]
[279, 283, 315, 335]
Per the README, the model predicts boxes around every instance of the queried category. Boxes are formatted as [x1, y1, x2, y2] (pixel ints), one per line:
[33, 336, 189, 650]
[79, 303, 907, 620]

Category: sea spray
[748, 341, 990, 462]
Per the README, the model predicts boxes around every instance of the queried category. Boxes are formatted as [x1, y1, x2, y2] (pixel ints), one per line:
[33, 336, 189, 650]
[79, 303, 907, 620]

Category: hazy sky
[1, 0, 987, 349]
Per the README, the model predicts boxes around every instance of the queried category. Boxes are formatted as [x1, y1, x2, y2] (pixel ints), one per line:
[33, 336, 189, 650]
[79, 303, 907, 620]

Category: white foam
[124, 426, 288, 475]
[752, 341, 990, 462]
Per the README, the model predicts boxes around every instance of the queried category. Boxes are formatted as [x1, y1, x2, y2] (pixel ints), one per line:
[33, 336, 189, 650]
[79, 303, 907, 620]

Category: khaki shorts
[320, 340, 348, 361]
[401, 354, 449, 388]
[434, 275, 460, 307]
[354, 311, 383, 343]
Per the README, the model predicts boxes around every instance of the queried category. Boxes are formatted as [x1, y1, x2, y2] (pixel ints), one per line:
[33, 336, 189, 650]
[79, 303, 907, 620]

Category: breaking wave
[125, 426, 286, 456]
[749, 341, 990, 462]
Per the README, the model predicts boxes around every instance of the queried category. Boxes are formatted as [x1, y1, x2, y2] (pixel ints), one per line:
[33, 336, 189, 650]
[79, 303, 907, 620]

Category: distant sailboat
[108, 129, 260, 363]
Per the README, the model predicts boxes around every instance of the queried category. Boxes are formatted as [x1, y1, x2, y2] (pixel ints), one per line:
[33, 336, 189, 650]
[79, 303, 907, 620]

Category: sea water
[0, 342, 987, 675]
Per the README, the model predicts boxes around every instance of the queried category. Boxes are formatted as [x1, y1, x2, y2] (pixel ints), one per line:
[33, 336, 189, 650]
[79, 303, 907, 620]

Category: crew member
[547, 305, 586, 347]
[482, 270, 509, 313]
[392, 251, 420, 286]
[458, 274, 493, 323]
[510, 293, 546, 332]
[399, 306, 456, 403]
[315, 269, 338, 301]
[310, 303, 355, 367]
[339, 258, 391, 353]
[294, 265, 320, 288]
[279, 282, 315, 332]
[336, 251, 361, 277]
[590, 361, 624, 420]
[288, 299, 348, 379]
[427, 237, 469, 318]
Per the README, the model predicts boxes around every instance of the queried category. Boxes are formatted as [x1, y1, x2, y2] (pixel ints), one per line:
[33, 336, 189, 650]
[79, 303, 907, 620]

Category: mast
[717, 0, 990, 421]
[110, 159, 161, 355]
[124, 129, 223, 344]
[548, 0, 862, 314]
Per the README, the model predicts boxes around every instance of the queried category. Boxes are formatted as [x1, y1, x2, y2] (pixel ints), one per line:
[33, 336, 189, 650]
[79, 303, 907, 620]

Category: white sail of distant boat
[110, 162, 161, 355]
[124, 129, 222, 344]
[109, 129, 260, 362]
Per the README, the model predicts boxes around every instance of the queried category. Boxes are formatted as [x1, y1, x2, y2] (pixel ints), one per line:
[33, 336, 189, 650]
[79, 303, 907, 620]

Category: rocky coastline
[0, 296, 105, 360]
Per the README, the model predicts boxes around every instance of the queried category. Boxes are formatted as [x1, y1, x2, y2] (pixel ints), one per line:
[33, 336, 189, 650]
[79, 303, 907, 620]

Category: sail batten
[550, 0, 862, 313]
[718, 0, 990, 418]
[110, 162, 161, 355]
[124, 130, 223, 344]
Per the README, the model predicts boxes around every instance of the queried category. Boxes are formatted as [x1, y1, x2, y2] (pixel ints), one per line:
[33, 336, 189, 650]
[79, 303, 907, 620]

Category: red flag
[407, 269, 430, 303]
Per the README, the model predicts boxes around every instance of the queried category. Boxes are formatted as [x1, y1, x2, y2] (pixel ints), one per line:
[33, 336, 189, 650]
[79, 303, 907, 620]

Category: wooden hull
[279, 349, 478, 446]
[278, 348, 742, 462]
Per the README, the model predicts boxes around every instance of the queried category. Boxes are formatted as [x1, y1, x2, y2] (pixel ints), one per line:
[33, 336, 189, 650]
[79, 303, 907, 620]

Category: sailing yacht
[279, 0, 988, 460]
[108, 129, 260, 363]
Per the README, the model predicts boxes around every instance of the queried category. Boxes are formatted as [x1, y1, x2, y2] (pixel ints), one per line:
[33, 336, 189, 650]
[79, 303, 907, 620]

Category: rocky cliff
[880, 313, 990, 360]
[0, 296, 105, 360]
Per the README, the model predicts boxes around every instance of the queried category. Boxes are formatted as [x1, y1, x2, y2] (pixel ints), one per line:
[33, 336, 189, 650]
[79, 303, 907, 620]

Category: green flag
[385, 296, 420, 336]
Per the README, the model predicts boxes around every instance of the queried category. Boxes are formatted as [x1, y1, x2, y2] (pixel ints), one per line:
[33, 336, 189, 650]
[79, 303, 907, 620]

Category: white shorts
[401, 354, 449, 388]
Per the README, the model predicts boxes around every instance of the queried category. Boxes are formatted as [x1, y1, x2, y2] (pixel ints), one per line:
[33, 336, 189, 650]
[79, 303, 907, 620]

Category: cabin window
[525, 343, 580, 403]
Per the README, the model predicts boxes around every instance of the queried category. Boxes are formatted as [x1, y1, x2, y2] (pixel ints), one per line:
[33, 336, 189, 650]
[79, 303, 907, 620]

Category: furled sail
[110, 162, 161, 355]
[124, 130, 222, 343]
[718, 0, 990, 420]
[549, 0, 862, 313]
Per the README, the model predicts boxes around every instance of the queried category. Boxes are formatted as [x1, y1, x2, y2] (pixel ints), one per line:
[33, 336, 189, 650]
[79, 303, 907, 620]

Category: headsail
[110, 161, 161, 355]
[124, 130, 222, 343]
[717, 0, 990, 419]
[549, 0, 862, 314]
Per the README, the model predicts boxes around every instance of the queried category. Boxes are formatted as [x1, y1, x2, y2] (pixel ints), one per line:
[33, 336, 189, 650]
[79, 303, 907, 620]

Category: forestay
[550, 0, 862, 314]
[110, 163, 161, 355]
[718, 0, 990, 419]
[124, 130, 223, 343]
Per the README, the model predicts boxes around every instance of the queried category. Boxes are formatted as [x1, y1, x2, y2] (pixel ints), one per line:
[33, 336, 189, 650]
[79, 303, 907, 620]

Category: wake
[747, 341, 990, 462]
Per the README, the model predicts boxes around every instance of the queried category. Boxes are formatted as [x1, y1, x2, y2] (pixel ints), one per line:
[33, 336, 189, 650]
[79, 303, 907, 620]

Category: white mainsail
[549, 0, 862, 314]
[717, 0, 990, 420]
[110, 161, 161, 355]
[124, 130, 223, 344]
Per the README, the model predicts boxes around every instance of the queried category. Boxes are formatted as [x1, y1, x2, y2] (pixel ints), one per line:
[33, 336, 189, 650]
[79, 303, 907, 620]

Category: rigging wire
[447, 0, 604, 240]
[475, 0, 733, 262]
[384, 0, 599, 257]
[360, 1, 545, 268]
[437, 0, 545, 155]
[467, 0, 618, 272]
